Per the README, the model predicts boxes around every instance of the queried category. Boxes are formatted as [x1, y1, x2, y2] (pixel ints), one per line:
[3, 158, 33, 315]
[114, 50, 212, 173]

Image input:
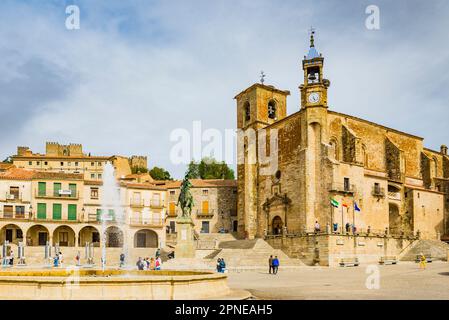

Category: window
[68, 162, 71, 166]
[91, 162, 95, 166]
[98, 174, 102, 179]
[37, 203, 47, 219]
[374, 183, 380, 194]
[9, 186, 19, 199]
[91, 173, 95, 179]
[152, 193, 161, 207]
[15, 206, 25, 217]
[344, 178, 350, 192]
[37, 161, 40, 165]
[244, 102, 250, 122]
[75, 162, 79, 166]
[202, 189, 209, 196]
[90, 187, 99, 199]
[169, 190, 175, 196]
[16, 229, 23, 239]
[3, 205, 13, 218]
[28, 161, 32, 166]
[59, 232, 69, 246]
[44, 161, 48, 166]
[52, 203, 62, 220]
[169, 221, 176, 233]
[201, 221, 210, 233]
[268, 100, 277, 119]
[69, 183, 77, 197]
[60, 162, 64, 166]
[53, 182, 62, 197]
[201, 201, 209, 214]
[38, 182, 46, 196]
[68, 204, 77, 221]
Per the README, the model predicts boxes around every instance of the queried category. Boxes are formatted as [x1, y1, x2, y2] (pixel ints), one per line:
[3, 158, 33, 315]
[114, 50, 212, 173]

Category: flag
[354, 202, 361, 212]
[342, 202, 349, 208]
[330, 198, 339, 208]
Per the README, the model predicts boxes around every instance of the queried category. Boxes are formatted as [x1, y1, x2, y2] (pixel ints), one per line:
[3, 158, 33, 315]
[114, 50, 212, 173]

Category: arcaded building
[236, 33, 449, 241]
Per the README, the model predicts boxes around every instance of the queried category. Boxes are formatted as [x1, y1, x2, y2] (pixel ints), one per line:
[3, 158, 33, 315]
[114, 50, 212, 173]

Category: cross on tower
[260, 71, 266, 84]
[309, 26, 315, 47]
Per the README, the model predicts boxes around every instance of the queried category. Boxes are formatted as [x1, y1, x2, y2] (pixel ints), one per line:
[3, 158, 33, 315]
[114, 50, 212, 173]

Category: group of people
[216, 258, 226, 273]
[268, 255, 280, 274]
[314, 221, 359, 234]
[136, 256, 162, 270]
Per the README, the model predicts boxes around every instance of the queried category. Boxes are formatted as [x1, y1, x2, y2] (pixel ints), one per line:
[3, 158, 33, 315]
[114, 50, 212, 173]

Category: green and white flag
[330, 198, 339, 208]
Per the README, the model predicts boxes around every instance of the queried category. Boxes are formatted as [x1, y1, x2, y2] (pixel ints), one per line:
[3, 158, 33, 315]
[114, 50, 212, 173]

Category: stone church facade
[236, 32, 449, 241]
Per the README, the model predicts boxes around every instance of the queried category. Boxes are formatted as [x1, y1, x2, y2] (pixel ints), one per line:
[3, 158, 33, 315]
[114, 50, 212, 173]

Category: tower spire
[309, 26, 315, 48]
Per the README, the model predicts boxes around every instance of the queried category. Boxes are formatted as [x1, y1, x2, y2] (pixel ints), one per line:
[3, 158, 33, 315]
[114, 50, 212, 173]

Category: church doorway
[272, 216, 283, 235]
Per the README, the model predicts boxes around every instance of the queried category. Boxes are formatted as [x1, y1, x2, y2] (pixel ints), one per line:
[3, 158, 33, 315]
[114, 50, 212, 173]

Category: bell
[308, 73, 316, 81]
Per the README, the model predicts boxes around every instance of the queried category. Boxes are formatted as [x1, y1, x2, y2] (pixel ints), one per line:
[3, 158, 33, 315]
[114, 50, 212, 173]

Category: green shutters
[38, 182, 46, 196]
[96, 209, 102, 221]
[69, 184, 77, 198]
[37, 203, 47, 219]
[108, 209, 115, 221]
[52, 203, 62, 220]
[68, 204, 77, 221]
[53, 183, 62, 197]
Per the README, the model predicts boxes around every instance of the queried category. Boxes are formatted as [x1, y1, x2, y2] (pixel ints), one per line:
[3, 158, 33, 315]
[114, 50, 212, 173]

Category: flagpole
[353, 200, 355, 235]
[341, 205, 344, 234]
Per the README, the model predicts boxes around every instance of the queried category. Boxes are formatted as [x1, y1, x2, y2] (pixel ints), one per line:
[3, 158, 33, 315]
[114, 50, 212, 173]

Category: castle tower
[234, 81, 290, 239]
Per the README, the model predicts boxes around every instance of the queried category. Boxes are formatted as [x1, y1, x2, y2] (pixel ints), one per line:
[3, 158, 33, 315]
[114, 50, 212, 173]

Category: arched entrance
[0, 224, 23, 245]
[272, 216, 283, 235]
[389, 203, 401, 235]
[105, 226, 123, 248]
[26, 225, 49, 246]
[134, 229, 158, 248]
[53, 225, 76, 247]
[79, 226, 100, 247]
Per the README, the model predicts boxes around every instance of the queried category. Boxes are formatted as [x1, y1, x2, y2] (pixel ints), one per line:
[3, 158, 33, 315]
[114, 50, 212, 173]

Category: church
[235, 31, 449, 242]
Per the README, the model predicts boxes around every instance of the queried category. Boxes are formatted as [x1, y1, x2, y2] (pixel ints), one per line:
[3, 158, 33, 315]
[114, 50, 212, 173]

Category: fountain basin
[0, 269, 241, 300]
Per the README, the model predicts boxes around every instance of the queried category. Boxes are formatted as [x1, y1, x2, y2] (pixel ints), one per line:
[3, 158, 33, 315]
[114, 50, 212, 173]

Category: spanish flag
[342, 202, 349, 208]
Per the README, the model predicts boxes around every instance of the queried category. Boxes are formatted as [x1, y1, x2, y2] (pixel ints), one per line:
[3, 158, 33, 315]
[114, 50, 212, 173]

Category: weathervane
[309, 26, 315, 47]
[260, 71, 266, 84]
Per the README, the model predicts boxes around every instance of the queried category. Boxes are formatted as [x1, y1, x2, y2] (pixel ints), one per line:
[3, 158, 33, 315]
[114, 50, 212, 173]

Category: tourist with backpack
[272, 256, 280, 274]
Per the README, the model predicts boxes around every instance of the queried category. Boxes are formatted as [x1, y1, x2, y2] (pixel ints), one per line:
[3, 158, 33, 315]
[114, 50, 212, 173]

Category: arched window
[329, 138, 339, 160]
[268, 100, 277, 120]
[244, 102, 250, 122]
[361, 144, 368, 167]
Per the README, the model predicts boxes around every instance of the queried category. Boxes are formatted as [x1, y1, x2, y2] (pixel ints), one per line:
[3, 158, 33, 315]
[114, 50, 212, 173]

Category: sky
[0, 0, 448, 179]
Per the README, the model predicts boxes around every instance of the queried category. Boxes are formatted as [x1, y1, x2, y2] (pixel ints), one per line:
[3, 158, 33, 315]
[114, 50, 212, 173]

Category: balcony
[329, 183, 356, 194]
[35, 190, 79, 200]
[4, 192, 24, 202]
[0, 211, 30, 220]
[150, 201, 165, 209]
[371, 186, 385, 198]
[130, 199, 144, 208]
[197, 209, 214, 218]
[388, 191, 401, 201]
[166, 210, 179, 218]
[129, 217, 164, 227]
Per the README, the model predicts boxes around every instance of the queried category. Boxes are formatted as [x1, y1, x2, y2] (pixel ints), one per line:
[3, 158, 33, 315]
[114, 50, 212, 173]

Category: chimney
[441, 145, 448, 156]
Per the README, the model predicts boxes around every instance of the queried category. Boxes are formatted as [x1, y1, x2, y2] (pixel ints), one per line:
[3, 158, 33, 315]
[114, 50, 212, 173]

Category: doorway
[38, 232, 47, 246]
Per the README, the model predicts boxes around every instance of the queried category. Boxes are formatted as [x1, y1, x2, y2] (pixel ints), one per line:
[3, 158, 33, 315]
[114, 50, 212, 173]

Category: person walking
[419, 253, 427, 270]
[119, 253, 125, 267]
[216, 258, 222, 273]
[58, 252, 63, 267]
[9, 250, 14, 266]
[345, 222, 350, 233]
[272, 256, 280, 275]
[268, 255, 273, 274]
[219, 258, 226, 273]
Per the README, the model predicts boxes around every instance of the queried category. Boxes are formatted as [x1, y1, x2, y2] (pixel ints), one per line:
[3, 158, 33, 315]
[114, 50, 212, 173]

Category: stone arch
[0, 224, 23, 245]
[105, 226, 123, 248]
[79, 226, 100, 247]
[26, 225, 49, 246]
[271, 216, 283, 235]
[133, 229, 158, 248]
[388, 203, 401, 235]
[53, 225, 76, 247]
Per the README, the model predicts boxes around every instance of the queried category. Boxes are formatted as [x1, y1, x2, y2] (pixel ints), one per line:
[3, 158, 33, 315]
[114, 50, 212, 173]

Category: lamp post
[29, 205, 33, 220]
[81, 207, 85, 222]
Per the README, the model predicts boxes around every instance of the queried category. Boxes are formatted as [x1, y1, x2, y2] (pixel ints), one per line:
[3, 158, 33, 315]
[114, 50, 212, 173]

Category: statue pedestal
[175, 216, 196, 259]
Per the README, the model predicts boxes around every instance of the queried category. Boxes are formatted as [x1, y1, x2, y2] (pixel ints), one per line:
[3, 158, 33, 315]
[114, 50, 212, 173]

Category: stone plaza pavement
[227, 261, 449, 300]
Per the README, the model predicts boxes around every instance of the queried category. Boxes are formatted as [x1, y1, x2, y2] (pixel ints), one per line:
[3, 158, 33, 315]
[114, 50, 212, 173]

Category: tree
[2, 157, 12, 163]
[149, 166, 172, 180]
[187, 157, 235, 180]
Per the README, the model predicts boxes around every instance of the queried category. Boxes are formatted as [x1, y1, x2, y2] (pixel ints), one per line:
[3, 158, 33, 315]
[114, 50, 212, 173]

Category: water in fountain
[101, 162, 128, 270]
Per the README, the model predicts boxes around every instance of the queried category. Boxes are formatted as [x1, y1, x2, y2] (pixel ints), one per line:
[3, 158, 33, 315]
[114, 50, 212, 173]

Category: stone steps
[400, 240, 449, 261]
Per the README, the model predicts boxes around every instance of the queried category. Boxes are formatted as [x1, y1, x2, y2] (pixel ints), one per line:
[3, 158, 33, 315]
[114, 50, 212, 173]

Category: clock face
[308, 92, 320, 103]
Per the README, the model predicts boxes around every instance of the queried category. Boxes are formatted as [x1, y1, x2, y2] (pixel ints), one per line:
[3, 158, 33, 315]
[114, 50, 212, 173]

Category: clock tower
[300, 30, 330, 109]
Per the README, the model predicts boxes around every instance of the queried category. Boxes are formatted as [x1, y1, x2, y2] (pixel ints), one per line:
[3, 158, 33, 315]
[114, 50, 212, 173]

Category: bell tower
[300, 29, 330, 109]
